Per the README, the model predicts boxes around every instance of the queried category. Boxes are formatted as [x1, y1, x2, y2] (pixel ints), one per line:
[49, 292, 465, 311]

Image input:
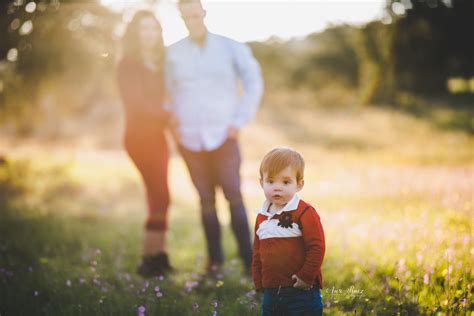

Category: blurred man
[166, 0, 263, 274]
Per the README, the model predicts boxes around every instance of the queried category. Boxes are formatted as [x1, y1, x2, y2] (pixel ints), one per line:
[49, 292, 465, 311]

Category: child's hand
[292, 274, 312, 290]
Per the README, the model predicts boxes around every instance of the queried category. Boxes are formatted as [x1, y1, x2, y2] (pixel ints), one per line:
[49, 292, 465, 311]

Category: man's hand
[292, 274, 311, 290]
[227, 127, 239, 140]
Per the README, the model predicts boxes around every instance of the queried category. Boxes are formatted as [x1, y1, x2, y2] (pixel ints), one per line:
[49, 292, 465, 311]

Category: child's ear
[296, 179, 304, 191]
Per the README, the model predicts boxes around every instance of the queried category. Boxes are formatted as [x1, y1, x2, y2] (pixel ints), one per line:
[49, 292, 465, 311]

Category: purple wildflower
[423, 273, 429, 285]
[185, 280, 199, 293]
[154, 285, 163, 297]
[0, 268, 13, 278]
[246, 290, 256, 297]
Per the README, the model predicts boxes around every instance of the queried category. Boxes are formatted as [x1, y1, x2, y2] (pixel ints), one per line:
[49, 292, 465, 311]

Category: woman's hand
[227, 126, 239, 140]
[168, 113, 181, 142]
[292, 274, 312, 290]
[167, 112, 177, 126]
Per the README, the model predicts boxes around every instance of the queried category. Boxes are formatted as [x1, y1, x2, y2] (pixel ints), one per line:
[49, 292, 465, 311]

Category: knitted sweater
[252, 195, 325, 290]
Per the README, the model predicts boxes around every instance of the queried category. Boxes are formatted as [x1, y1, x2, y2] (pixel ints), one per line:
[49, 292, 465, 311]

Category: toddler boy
[252, 147, 325, 315]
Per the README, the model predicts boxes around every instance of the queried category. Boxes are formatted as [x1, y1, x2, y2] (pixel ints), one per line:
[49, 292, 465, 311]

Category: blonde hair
[259, 147, 305, 181]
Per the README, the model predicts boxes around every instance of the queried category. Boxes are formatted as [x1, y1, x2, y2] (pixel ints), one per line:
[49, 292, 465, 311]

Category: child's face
[260, 166, 304, 208]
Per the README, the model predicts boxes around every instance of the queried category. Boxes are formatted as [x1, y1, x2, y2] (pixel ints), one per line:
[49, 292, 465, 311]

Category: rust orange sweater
[252, 196, 325, 290]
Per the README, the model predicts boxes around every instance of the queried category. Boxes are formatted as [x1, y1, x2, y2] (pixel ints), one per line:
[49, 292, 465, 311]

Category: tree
[0, 0, 120, 130]
[387, 0, 474, 94]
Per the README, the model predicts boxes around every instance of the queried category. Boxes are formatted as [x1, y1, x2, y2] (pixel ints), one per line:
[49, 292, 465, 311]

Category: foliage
[251, 0, 474, 103]
[387, 0, 474, 94]
[0, 158, 30, 210]
[0, 0, 120, 130]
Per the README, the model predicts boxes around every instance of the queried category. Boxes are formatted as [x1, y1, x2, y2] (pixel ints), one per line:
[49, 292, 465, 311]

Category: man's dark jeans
[178, 138, 253, 269]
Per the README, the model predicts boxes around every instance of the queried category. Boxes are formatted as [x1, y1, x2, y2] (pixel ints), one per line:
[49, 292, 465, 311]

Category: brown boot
[137, 252, 173, 277]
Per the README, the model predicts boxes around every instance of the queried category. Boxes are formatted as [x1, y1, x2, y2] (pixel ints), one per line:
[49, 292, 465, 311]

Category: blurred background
[0, 0, 473, 315]
[0, 0, 473, 141]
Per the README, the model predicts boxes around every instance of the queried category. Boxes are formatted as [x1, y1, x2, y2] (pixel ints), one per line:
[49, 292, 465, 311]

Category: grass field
[0, 94, 473, 315]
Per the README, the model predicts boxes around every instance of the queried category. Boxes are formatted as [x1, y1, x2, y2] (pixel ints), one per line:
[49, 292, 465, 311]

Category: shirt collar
[256, 194, 300, 217]
[186, 31, 213, 48]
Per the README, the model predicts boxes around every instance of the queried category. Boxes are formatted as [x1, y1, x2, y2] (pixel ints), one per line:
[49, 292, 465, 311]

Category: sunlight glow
[101, 0, 385, 45]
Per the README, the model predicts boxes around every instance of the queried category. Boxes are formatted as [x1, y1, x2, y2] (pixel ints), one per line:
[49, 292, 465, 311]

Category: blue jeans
[178, 138, 253, 269]
[262, 287, 323, 316]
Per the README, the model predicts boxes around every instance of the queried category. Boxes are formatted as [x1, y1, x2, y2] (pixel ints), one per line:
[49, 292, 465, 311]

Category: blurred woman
[117, 11, 173, 276]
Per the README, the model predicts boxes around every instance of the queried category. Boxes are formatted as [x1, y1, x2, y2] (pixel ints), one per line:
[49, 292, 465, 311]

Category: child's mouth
[272, 194, 281, 199]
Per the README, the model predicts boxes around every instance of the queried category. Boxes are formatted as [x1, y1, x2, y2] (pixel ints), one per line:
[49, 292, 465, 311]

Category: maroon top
[116, 56, 171, 231]
[116, 56, 170, 128]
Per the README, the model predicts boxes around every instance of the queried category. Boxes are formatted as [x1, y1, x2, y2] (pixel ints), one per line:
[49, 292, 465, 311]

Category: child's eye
[284, 181, 290, 185]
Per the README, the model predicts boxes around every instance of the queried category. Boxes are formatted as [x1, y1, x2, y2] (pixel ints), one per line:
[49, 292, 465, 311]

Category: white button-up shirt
[165, 32, 264, 151]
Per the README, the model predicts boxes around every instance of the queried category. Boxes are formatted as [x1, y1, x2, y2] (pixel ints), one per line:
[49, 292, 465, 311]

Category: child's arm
[252, 218, 263, 290]
[295, 207, 326, 286]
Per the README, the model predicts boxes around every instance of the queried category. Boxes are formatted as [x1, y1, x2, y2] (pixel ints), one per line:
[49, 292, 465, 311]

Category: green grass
[0, 205, 259, 315]
[1, 101, 473, 315]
